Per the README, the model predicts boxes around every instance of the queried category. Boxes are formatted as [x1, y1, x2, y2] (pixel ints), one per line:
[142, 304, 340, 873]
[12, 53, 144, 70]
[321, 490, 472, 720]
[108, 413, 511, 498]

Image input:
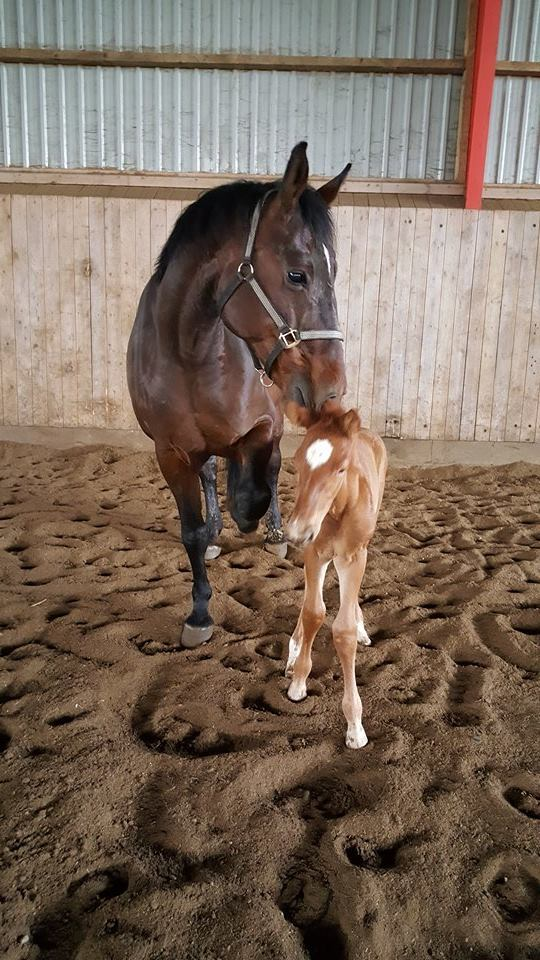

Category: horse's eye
[287, 270, 307, 286]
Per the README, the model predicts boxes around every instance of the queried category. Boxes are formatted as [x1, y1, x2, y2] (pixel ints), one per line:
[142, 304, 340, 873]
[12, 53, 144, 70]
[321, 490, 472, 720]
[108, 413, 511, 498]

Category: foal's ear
[339, 408, 362, 437]
[279, 141, 309, 211]
[318, 163, 352, 206]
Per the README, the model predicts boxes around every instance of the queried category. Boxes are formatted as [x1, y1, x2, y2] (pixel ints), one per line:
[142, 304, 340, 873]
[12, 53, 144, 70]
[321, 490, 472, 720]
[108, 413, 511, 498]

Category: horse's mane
[154, 180, 333, 282]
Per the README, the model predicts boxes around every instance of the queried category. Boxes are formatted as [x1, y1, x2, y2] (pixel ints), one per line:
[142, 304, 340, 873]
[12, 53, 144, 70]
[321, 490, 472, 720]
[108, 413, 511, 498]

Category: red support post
[464, 0, 502, 209]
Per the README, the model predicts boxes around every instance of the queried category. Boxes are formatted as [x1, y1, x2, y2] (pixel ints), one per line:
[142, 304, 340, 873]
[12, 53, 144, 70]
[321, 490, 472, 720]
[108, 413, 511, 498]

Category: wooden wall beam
[0, 47, 465, 75]
[0, 167, 464, 196]
[495, 60, 540, 77]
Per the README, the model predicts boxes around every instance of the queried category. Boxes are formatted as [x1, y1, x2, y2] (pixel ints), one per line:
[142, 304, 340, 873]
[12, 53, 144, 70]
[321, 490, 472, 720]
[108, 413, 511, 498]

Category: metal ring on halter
[237, 260, 255, 280]
[259, 370, 273, 387]
[279, 328, 300, 349]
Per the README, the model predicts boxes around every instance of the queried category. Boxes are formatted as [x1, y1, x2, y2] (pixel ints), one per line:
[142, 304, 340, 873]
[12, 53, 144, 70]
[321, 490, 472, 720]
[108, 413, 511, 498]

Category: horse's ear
[278, 141, 309, 211]
[339, 408, 362, 437]
[318, 163, 352, 206]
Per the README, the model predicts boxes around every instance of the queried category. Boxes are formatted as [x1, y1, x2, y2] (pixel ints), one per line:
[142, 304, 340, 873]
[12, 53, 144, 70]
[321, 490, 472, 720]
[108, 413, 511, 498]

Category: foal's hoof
[346, 723, 368, 750]
[265, 540, 288, 559]
[204, 544, 222, 561]
[181, 622, 214, 649]
[288, 679, 307, 702]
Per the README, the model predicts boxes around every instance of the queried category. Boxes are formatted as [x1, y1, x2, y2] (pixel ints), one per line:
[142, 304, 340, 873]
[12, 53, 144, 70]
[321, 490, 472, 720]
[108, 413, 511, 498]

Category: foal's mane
[155, 180, 333, 282]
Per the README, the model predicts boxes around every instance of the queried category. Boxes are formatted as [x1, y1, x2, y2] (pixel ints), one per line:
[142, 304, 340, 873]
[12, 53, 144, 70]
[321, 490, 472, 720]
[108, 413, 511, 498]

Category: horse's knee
[182, 524, 209, 551]
[332, 627, 357, 658]
[303, 606, 325, 634]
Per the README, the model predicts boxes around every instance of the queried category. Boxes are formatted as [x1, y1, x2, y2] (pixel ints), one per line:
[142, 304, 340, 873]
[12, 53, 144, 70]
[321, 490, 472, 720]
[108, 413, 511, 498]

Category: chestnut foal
[285, 408, 387, 748]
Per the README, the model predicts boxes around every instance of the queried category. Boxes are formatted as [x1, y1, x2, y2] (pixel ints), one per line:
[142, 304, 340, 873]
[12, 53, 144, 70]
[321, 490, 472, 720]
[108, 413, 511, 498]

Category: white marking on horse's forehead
[322, 243, 332, 275]
[305, 438, 333, 470]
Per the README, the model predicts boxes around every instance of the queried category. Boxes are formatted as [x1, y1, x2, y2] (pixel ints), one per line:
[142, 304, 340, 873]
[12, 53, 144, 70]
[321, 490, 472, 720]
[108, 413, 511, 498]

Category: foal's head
[220, 142, 350, 421]
[286, 408, 362, 546]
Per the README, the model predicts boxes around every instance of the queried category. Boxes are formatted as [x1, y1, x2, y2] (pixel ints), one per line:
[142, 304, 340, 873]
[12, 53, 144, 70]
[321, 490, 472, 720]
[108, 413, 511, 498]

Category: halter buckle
[237, 260, 255, 281]
[279, 328, 300, 349]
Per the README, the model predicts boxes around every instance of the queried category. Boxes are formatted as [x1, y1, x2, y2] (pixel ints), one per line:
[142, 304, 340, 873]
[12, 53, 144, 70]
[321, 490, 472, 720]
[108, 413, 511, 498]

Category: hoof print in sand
[485, 854, 540, 927]
[279, 865, 347, 960]
[503, 775, 540, 821]
[443, 663, 491, 728]
[31, 866, 129, 959]
[220, 653, 254, 673]
[244, 682, 315, 717]
[343, 833, 425, 871]
[138, 718, 234, 757]
[304, 777, 357, 820]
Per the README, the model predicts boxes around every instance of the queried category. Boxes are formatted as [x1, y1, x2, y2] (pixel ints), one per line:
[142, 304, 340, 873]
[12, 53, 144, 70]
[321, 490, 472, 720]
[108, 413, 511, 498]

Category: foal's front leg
[333, 551, 369, 748]
[287, 546, 329, 702]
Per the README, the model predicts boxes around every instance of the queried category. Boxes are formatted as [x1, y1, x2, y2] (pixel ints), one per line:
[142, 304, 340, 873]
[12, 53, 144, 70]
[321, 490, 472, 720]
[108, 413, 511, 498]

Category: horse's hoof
[204, 544, 222, 561]
[265, 541, 288, 559]
[181, 622, 214, 649]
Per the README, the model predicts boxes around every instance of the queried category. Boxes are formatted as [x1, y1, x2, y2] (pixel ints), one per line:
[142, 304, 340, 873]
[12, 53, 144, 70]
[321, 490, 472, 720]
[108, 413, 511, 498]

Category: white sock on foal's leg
[285, 633, 301, 677]
[357, 621, 371, 646]
[288, 677, 307, 701]
[346, 719, 368, 749]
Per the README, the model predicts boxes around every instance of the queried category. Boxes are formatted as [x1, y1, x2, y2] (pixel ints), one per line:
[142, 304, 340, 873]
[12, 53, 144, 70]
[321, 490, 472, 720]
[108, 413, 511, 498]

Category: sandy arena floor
[0, 441, 539, 960]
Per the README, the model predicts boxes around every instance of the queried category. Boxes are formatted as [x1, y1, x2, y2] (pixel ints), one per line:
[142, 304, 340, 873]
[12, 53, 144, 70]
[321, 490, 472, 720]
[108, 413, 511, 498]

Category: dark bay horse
[127, 142, 350, 647]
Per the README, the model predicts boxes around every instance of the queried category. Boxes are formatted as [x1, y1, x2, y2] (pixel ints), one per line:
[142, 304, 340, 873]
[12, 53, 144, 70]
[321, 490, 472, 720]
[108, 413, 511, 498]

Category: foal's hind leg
[333, 551, 369, 748]
[264, 440, 287, 559]
[156, 447, 213, 648]
[200, 457, 223, 561]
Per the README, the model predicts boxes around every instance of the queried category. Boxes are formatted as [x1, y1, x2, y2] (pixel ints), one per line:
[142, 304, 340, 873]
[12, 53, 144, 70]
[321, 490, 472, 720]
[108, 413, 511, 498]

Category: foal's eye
[338, 467, 346, 474]
[287, 270, 307, 286]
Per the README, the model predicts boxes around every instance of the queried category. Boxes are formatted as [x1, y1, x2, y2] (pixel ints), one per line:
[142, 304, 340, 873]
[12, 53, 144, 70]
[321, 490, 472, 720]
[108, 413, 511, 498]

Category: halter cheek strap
[218, 190, 344, 385]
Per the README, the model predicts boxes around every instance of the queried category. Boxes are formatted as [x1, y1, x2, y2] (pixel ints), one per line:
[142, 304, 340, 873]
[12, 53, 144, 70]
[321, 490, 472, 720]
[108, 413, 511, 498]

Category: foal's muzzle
[285, 520, 316, 547]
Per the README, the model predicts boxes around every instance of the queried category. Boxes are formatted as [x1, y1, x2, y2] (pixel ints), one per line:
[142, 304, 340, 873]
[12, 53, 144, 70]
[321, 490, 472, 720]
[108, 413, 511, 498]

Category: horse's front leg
[200, 456, 223, 561]
[156, 447, 213, 648]
[264, 440, 287, 559]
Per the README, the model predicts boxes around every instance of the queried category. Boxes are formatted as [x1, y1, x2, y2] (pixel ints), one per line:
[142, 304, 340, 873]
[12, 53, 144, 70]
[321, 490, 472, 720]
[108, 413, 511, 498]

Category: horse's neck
[156, 261, 223, 361]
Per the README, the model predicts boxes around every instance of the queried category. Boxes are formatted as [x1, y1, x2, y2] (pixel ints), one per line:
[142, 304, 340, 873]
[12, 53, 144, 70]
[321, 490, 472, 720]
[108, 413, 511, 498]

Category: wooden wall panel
[41, 196, 64, 427]
[0, 195, 18, 424]
[0, 193, 539, 444]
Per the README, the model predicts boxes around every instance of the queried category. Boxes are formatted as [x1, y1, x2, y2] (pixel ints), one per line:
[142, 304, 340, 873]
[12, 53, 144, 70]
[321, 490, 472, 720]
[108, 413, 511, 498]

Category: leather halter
[217, 190, 344, 386]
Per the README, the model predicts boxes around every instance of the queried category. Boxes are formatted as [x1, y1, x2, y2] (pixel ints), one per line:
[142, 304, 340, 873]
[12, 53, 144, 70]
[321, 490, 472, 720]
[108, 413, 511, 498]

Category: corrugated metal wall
[0, 64, 461, 177]
[0, 0, 465, 178]
[0, 0, 466, 57]
[486, 0, 540, 184]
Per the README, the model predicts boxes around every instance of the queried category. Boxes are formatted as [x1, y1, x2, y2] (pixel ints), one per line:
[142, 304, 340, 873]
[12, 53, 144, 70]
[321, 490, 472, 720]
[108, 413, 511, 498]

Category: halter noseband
[217, 190, 344, 386]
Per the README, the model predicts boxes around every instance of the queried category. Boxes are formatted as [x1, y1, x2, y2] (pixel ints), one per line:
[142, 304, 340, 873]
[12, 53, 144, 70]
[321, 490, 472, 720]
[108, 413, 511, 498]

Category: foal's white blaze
[322, 243, 332, 276]
[306, 438, 333, 470]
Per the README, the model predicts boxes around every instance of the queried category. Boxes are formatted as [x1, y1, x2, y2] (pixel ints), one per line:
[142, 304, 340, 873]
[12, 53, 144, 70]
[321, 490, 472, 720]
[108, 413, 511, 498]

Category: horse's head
[220, 142, 350, 424]
[286, 407, 361, 546]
